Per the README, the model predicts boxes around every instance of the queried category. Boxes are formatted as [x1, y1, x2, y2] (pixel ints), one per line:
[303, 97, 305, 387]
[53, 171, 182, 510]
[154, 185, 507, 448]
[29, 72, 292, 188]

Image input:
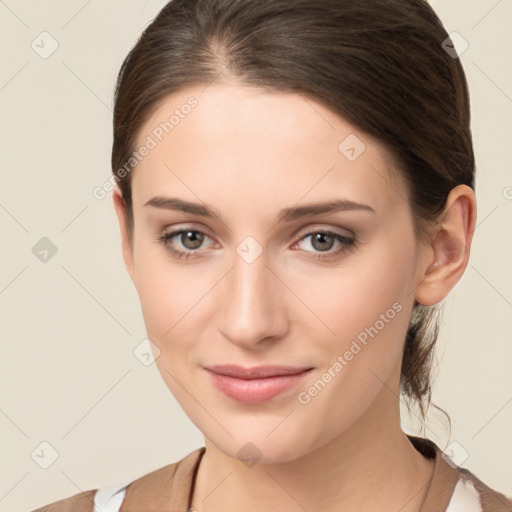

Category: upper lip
[204, 365, 313, 380]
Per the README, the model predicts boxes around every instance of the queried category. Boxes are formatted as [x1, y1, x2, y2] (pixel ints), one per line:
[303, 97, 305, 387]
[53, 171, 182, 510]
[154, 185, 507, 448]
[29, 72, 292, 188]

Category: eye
[158, 227, 355, 261]
[293, 230, 355, 260]
[157, 228, 215, 259]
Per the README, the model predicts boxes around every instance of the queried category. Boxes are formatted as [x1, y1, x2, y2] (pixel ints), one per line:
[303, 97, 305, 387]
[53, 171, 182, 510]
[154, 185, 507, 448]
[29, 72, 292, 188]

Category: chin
[219, 438, 302, 465]
[204, 420, 319, 465]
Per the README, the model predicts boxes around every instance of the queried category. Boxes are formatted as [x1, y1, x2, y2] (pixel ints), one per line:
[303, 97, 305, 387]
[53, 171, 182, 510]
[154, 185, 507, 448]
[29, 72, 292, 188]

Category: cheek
[132, 243, 191, 340]
[133, 224, 415, 352]
[291, 262, 412, 443]
[132, 254, 207, 400]
[291, 236, 414, 344]
[291, 235, 415, 395]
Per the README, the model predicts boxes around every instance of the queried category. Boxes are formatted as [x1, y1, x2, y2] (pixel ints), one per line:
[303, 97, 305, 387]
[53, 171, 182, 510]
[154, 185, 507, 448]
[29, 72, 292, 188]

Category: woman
[30, 0, 511, 510]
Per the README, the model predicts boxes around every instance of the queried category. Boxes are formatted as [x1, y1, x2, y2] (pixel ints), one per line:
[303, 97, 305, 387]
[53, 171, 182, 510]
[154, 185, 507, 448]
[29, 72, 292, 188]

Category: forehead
[131, 82, 407, 217]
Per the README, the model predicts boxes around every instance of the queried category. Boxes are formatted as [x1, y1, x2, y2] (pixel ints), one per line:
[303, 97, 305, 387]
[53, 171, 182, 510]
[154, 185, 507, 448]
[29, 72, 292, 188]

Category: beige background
[0, 1, 511, 510]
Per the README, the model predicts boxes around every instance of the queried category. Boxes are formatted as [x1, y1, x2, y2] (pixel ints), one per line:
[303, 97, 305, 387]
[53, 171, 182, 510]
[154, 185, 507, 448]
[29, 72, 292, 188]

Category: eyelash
[157, 228, 355, 261]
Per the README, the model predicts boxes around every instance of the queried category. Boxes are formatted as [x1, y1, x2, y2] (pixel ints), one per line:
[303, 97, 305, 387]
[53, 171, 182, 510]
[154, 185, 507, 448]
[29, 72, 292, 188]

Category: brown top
[29, 435, 512, 512]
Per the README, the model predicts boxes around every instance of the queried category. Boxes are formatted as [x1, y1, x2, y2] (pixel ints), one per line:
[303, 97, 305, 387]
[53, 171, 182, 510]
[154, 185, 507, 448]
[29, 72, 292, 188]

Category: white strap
[93, 484, 127, 512]
[445, 479, 483, 512]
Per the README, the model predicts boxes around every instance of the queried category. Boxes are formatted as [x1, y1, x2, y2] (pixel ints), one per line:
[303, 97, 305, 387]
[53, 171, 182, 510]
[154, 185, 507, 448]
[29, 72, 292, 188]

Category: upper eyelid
[162, 225, 354, 249]
[161, 224, 353, 236]
[162, 225, 216, 240]
[294, 224, 354, 240]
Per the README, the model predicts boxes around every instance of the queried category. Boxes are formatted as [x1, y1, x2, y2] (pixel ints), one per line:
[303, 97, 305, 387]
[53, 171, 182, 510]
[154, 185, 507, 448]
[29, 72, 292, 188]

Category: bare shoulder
[28, 488, 97, 512]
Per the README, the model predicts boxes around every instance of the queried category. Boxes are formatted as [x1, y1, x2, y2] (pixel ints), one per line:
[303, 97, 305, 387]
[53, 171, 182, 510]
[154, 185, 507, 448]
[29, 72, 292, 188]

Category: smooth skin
[113, 82, 476, 512]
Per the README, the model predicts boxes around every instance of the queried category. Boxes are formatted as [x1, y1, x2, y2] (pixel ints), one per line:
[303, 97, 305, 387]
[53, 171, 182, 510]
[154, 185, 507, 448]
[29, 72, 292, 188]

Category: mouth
[204, 365, 314, 404]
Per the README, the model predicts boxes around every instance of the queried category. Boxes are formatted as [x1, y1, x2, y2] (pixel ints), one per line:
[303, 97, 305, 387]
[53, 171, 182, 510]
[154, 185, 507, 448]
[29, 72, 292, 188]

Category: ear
[112, 185, 135, 283]
[415, 184, 477, 306]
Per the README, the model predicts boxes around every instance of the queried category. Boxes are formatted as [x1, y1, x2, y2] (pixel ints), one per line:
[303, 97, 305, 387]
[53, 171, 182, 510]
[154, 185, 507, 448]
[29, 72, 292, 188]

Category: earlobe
[112, 186, 135, 283]
[415, 185, 477, 306]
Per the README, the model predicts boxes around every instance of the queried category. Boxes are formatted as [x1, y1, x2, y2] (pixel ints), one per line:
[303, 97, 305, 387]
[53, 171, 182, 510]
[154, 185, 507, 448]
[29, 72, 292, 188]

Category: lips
[204, 365, 313, 404]
[206, 364, 312, 379]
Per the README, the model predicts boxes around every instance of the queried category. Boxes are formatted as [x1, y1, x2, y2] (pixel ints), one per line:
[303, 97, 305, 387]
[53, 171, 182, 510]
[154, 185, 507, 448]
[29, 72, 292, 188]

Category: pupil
[183, 231, 203, 249]
[313, 233, 333, 251]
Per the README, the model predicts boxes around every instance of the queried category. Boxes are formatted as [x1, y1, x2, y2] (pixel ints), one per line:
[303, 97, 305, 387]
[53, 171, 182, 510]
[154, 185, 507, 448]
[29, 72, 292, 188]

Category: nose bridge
[217, 239, 288, 346]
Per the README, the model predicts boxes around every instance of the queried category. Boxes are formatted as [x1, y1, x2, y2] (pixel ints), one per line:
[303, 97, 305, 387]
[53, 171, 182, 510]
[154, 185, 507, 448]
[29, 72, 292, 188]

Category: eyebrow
[144, 197, 375, 222]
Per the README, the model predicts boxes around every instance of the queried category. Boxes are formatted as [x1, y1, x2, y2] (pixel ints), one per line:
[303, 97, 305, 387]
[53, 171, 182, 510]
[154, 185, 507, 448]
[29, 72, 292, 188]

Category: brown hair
[111, 0, 474, 424]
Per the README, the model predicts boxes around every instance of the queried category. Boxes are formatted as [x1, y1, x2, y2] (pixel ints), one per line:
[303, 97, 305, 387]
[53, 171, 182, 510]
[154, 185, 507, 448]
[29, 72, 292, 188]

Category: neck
[191, 380, 435, 512]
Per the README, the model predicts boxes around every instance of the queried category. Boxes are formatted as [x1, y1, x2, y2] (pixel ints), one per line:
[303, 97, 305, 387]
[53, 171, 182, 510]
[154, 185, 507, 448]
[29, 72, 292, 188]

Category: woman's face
[119, 82, 429, 462]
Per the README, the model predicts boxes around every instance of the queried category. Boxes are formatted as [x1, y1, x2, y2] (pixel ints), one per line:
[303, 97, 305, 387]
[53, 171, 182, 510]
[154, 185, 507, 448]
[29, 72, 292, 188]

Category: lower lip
[205, 369, 312, 405]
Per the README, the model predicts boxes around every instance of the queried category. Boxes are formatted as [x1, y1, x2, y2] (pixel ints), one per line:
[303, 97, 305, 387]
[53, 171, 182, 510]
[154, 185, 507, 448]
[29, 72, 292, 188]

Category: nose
[217, 245, 290, 349]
